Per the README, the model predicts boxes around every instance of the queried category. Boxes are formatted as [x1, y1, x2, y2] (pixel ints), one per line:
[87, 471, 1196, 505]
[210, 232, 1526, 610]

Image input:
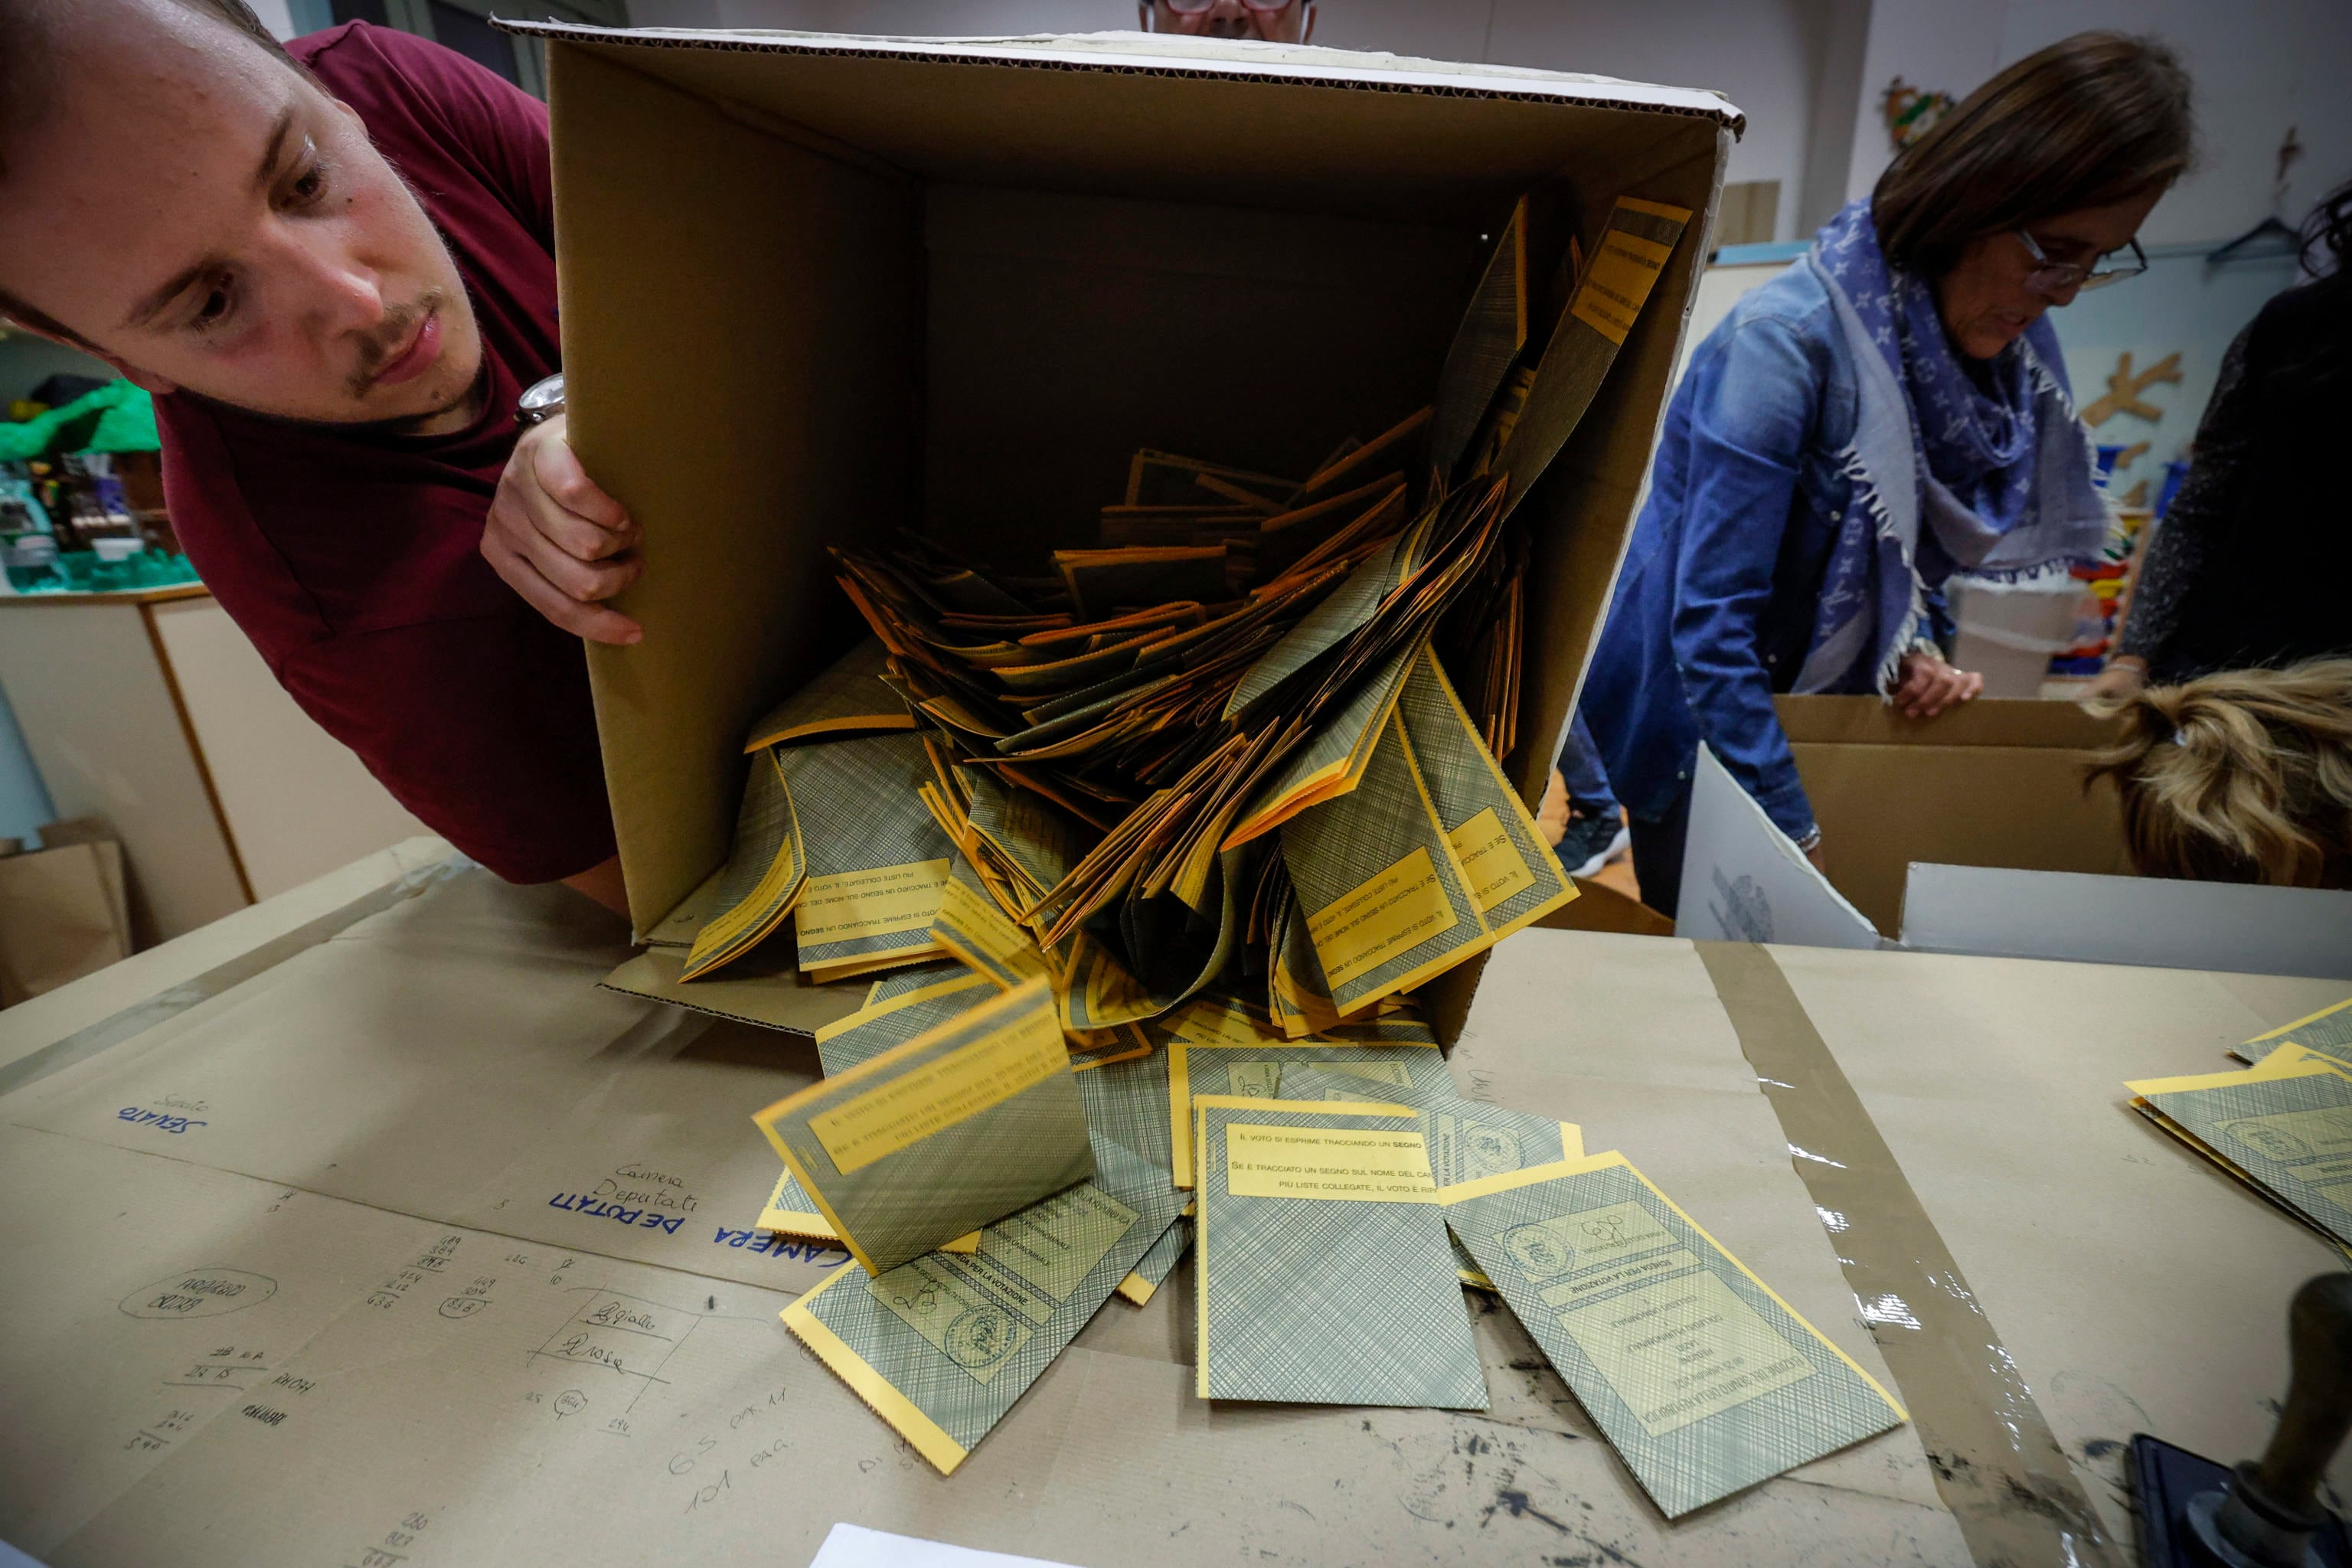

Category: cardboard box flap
[511, 23, 1732, 230]
[1899, 864, 2352, 981]
[1775, 694, 2121, 750]
[501, 21, 1743, 129]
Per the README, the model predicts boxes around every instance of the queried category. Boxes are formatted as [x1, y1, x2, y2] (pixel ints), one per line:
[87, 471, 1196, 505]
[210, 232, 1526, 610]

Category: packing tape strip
[1697, 941, 2125, 1568]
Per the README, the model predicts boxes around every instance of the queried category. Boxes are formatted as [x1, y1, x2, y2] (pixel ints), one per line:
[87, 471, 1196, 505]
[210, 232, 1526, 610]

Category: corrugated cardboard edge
[1694, 941, 2125, 1568]
[497, 21, 1745, 134]
[600, 948, 865, 1039]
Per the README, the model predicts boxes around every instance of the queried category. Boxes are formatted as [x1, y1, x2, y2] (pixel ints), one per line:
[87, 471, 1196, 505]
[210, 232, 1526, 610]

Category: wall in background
[2050, 243, 2304, 502]
[0, 684, 56, 846]
[1846, 1, 2351, 251]
[619, 0, 2350, 254]
[0, 334, 116, 409]
[622, 0, 1852, 244]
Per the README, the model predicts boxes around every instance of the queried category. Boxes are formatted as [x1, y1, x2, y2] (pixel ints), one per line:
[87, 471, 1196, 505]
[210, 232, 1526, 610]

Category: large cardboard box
[1679, 695, 2352, 978]
[518, 23, 1737, 1035]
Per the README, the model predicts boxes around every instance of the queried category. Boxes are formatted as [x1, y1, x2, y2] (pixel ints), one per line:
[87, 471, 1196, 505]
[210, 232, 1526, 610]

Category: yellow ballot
[1193, 1096, 1487, 1410]
[753, 978, 1094, 1275]
[2128, 1053, 2352, 1246]
[1441, 1152, 1903, 1517]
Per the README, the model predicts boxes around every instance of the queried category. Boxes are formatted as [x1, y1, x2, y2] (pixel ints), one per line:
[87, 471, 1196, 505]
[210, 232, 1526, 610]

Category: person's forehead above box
[1144, 0, 1316, 44]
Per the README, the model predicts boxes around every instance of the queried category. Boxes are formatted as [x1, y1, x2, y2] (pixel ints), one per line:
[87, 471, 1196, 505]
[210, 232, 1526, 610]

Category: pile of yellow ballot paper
[2126, 996, 2352, 1252]
[740, 973, 1909, 1517]
[672, 193, 1709, 1046]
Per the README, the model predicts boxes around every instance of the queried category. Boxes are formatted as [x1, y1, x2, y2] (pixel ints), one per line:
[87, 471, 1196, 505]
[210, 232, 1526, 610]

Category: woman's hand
[2085, 655, 2148, 702]
[482, 413, 645, 645]
[1892, 649, 1984, 717]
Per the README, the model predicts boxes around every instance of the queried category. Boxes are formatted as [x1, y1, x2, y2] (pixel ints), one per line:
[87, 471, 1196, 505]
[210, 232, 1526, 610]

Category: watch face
[521, 373, 567, 415]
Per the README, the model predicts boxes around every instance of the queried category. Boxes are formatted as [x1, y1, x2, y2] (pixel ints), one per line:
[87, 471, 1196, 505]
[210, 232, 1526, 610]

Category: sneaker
[1555, 811, 1630, 879]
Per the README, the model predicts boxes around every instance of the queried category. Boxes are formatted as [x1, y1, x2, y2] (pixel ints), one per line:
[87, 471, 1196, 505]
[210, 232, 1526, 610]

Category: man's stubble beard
[338, 285, 492, 437]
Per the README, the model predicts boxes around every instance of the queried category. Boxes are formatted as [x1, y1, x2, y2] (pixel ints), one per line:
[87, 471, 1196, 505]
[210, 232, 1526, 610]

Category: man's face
[1144, 0, 1315, 44]
[0, 2, 481, 430]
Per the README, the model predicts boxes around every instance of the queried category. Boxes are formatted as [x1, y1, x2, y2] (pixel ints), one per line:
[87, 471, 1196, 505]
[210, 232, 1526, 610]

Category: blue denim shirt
[1579, 260, 1869, 840]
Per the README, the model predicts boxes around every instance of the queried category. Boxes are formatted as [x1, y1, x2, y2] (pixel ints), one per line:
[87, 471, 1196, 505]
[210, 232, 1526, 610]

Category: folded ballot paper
[781, 1049, 1186, 1474]
[1166, 1022, 1452, 1187]
[2128, 1043, 2352, 1246]
[753, 978, 1095, 1275]
[2232, 995, 2352, 1069]
[1193, 1096, 1488, 1410]
[783, 1132, 1186, 1475]
[1441, 1154, 1906, 1517]
[1074, 1047, 1193, 1305]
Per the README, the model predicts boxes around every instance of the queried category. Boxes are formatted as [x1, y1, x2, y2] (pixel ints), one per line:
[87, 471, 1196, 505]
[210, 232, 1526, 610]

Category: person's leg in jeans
[1552, 712, 1631, 877]
[1557, 711, 1616, 814]
[1625, 773, 1695, 919]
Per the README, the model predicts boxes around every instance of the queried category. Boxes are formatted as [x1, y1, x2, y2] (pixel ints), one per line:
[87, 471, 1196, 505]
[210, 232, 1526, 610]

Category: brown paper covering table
[0, 841, 2338, 1566]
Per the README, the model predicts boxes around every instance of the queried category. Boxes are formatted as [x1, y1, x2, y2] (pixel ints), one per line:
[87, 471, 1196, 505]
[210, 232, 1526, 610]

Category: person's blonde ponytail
[2087, 659, 2352, 888]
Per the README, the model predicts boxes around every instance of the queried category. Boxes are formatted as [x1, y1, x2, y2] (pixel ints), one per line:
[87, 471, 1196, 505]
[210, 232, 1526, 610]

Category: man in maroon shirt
[0, 0, 638, 913]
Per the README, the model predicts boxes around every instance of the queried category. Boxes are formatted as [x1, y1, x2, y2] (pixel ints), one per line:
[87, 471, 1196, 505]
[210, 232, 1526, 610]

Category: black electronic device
[2129, 1275, 2352, 1568]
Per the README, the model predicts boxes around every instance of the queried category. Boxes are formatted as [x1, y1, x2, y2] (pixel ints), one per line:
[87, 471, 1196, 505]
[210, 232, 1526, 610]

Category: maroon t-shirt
[156, 22, 613, 884]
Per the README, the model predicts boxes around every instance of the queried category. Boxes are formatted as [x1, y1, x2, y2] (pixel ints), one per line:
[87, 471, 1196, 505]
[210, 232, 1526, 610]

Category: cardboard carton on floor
[1679, 696, 2352, 978]
[515, 23, 1738, 1039]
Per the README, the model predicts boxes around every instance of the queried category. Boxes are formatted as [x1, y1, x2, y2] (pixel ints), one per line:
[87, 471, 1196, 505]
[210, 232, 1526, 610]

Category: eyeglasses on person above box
[2014, 229, 2149, 294]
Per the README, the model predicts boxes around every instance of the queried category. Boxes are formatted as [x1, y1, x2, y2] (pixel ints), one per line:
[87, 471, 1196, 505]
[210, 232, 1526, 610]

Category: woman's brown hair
[2086, 660, 2352, 889]
[1873, 32, 2194, 277]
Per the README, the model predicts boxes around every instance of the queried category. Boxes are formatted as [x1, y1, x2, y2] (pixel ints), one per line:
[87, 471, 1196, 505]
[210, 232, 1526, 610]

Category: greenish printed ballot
[815, 969, 994, 1076]
[1239, 1076, 1583, 1288]
[1194, 1097, 1487, 1410]
[1076, 1050, 1191, 1304]
[753, 977, 1094, 1276]
[782, 1134, 1185, 1475]
[866, 1181, 1140, 1383]
[2239, 996, 2352, 1070]
[1165, 1037, 1450, 1187]
[2130, 1055, 2352, 1244]
[1441, 1152, 1904, 1518]
[1416, 1097, 1584, 1288]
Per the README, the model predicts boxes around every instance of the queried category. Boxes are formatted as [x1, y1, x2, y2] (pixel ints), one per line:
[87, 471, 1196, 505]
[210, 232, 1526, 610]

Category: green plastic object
[0, 381, 160, 461]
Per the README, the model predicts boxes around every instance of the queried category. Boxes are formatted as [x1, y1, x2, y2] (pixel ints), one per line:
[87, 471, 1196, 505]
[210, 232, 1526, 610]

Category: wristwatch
[516, 372, 566, 427]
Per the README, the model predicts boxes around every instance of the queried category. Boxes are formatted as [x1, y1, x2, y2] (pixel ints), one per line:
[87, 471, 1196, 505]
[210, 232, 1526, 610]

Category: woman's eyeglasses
[2013, 230, 2149, 294]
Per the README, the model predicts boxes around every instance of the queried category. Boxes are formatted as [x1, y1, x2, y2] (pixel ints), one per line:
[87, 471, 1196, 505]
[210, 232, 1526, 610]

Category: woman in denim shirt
[1579, 32, 2194, 915]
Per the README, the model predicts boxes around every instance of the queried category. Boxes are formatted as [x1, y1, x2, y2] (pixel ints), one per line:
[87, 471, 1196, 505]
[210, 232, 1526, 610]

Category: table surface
[0, 840, 2341, 1568]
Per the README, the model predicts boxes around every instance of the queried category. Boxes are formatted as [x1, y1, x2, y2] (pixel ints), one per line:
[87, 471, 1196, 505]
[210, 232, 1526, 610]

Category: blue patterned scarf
[1795, 200, 2109, 694]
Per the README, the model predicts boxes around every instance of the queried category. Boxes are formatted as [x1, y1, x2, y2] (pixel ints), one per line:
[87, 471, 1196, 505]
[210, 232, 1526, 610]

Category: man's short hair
[1, 0, 309, 344]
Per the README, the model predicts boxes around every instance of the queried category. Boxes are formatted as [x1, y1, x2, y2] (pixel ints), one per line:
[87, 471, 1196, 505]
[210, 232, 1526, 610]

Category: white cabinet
[0, 586, 426, 942]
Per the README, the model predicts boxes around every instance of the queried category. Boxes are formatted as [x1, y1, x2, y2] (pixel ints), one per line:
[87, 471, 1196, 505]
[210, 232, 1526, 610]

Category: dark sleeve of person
[301, 23, 554, 249]
[2114, 322, 2253, 671]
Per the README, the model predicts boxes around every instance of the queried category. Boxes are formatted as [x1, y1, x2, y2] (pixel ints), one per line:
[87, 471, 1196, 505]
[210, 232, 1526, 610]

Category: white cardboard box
[1678, 744, 2352, 978]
